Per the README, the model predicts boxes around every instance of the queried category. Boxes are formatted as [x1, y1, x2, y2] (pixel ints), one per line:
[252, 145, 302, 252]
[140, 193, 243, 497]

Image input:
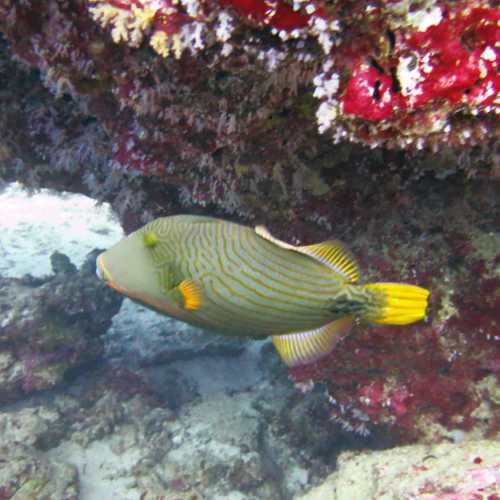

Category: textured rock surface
[0, 443, 79, 500]
[299, 439, 500, 500]
[0, 250, 123, 403]
[0, 347, 340, 500]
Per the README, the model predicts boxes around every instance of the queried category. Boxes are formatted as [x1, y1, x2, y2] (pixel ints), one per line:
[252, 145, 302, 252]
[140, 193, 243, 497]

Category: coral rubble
[0, 443, 79, 500]
[0, 345, 335, 499]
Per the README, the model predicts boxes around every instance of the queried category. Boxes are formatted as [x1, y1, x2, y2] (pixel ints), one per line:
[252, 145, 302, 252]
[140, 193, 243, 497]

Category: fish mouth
[96, 254, 105, 280]
[95, 252, 171, 315]
[96, 253, 130, 296]
[96, 253, 120, 291]
[96, 253, 108, 282]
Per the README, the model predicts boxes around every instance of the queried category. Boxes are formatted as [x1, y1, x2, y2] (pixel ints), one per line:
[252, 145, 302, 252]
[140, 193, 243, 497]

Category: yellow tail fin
[363, 283, 430, 325]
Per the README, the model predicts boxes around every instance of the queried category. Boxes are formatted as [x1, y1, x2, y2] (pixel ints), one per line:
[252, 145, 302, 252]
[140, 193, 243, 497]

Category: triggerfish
[96, 215, 430, 367]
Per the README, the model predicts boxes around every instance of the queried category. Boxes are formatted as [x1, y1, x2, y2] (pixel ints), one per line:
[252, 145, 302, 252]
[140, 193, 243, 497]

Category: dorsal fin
[297, 240, 360, 283]
[254, 225, 296, 250]
[169, 214, 218, 225]
[255, 226, 360, 283]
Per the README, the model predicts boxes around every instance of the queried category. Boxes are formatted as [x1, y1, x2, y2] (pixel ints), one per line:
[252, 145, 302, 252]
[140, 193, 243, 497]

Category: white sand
[47, 439, 143, 500]
[0, 182, 123, 277]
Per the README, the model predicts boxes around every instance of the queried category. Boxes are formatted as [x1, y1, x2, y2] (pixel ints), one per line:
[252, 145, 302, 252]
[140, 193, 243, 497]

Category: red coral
[338, 5, 499, 124]
[220, 0, 310, 30]
[358, 380, 385, 419]
[388, 386, 411, 419]
[405, 7, 500, 108]
[341, 65, 404, 121]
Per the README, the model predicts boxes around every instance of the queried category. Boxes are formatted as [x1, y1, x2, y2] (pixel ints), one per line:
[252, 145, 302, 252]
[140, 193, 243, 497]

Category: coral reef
[0, 250, 122, 403]
[299, 439, 500, 499]
[0, 0, 498, 223]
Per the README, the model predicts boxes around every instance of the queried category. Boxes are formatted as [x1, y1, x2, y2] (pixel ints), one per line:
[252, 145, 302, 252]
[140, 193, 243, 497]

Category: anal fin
[272, 316, 354, 367]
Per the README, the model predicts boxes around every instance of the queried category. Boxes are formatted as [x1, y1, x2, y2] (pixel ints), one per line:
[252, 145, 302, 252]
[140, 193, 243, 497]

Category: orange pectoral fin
[178, 279, 204, 311]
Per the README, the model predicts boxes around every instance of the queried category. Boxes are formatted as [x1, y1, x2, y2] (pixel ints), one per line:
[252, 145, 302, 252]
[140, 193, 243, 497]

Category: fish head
[96, 230, 162, 302]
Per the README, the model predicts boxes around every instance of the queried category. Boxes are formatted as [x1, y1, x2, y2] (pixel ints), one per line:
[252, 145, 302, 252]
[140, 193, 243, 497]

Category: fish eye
[143, 230, 159, 247]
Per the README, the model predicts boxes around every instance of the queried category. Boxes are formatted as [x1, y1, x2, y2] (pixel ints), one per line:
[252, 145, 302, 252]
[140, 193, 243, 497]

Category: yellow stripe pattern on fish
[97, 215, 430, 367]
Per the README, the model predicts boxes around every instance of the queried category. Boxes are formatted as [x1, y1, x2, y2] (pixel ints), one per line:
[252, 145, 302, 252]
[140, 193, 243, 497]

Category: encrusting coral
[299, 440, 500, 499]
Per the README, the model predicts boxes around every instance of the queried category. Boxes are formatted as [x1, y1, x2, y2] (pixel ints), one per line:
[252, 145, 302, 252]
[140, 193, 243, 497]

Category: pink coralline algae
[219, 0, 310, 30]
[405, 8, 499, 109]
[290, 191, 500, 441]
[341, 66, 404, 123]
[315, 1, 500, 147]
[420, 464, 500, 499]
